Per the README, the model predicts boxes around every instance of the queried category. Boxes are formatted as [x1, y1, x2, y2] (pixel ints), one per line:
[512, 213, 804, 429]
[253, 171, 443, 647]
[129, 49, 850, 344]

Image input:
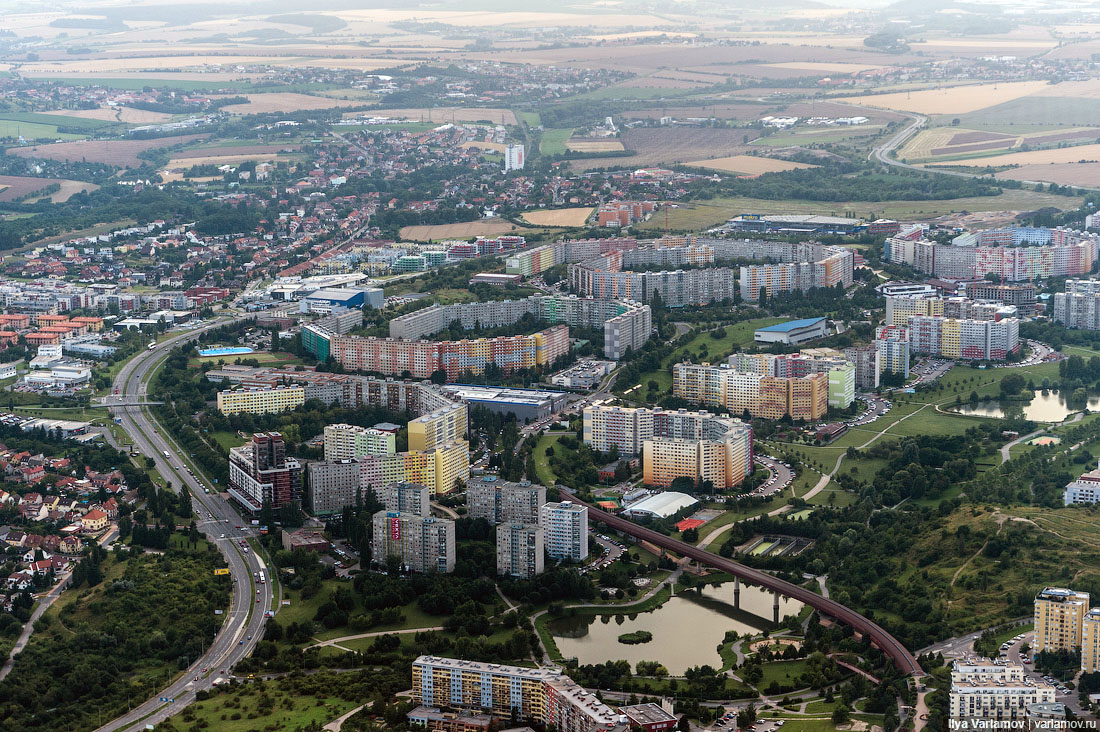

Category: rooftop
[620, 703, 677, 725]
[622, 491, 698, 519]
[756, 317, 827, 333]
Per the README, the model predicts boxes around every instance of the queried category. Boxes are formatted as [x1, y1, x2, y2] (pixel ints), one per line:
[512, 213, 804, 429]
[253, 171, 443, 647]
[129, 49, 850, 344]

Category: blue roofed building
[754, 317, 828, 345]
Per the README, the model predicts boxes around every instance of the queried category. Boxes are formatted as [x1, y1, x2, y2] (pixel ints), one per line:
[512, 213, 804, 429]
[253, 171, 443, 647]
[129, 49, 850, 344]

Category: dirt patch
[0, 175, 96, 203]
[684, 155, 816, 175]
[399, 219, 531, 241]
[6, 133, 208, 167]
[219, 93, 363, 115]
[521, 207, 593, 226]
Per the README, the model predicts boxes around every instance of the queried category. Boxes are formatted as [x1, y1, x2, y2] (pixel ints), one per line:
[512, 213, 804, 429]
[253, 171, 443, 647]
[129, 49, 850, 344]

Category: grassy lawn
[11, 405, 110, 422]
[177, 682, 357, 732]
[806, 488, 859, 508]
[758, 659, 811, 688]
[540, 128, 574, 156]
[519, 111, 541, 127]
[189, 351, 303, 368]
[211, 430, 249, 451]
[532, 433, 562, 487]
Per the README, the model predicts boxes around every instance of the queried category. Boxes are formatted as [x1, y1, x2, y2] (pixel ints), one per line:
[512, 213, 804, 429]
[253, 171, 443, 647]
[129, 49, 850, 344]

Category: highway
[562, 489, 924, 677]
[94, 315, 274, 732]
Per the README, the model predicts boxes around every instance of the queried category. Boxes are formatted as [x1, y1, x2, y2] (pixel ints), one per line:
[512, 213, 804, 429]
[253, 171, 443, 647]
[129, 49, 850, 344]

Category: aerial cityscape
[2, 0, 1100, 730]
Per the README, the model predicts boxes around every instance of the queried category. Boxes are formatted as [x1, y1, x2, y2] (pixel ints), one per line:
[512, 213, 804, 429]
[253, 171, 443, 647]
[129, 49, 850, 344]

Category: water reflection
[950, 389, 1100, 422]
[547, 582, 802, 675]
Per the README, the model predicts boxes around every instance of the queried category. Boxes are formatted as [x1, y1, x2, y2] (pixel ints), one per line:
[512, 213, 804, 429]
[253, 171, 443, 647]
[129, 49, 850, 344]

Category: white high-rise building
[949, 658, 1055, 722]
[504, 144, 525, 172]
[540, 500, 588, 562]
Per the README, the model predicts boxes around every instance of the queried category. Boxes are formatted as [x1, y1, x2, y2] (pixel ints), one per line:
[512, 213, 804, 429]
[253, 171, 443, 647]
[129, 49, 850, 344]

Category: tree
[430, 369, 448, 385]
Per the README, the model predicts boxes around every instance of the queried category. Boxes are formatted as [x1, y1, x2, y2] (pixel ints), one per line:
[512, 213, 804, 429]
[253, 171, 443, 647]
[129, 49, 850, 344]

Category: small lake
[950, 389, 1100, 423]
[546, 582, 803, 675]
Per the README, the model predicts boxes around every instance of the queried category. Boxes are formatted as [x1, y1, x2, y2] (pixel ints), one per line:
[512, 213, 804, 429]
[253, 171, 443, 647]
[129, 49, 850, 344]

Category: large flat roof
[756, 317, 826, 333]
[622, 491, 698, 519]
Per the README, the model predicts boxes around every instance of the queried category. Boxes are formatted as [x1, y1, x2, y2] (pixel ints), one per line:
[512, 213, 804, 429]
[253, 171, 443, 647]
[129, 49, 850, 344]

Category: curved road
[871, 109, 1100, 193]
[565, 489, 923, 676]
[94, 315, 273, 732]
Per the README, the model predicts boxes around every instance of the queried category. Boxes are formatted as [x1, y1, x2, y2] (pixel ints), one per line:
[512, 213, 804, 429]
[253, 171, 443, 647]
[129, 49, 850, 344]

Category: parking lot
[1002, 630, 1080, 702]
[751, 455, 794, 498]
[709, 712, 787, 732]
[847, 394, 891, 427]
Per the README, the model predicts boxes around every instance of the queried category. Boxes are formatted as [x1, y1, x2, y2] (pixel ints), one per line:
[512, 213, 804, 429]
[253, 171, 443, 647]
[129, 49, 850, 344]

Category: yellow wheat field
[684, 155, 817, 175]
[565, 140, 625, 153]
[521, 208, 594, 226]
[835, 81, 1050, 115]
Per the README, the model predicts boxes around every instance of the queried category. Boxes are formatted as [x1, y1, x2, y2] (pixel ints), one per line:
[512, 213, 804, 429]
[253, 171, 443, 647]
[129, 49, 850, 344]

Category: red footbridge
[567, 491, 923, 677]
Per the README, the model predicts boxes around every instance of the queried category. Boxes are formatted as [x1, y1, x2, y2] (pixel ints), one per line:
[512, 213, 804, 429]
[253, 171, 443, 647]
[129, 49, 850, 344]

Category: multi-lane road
[94, 316, 274, 732]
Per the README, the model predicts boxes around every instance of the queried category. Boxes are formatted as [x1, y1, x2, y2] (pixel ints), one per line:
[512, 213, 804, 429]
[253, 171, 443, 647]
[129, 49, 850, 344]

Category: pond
[950, 389, 1100, 422]
[546, 582, 803, 675]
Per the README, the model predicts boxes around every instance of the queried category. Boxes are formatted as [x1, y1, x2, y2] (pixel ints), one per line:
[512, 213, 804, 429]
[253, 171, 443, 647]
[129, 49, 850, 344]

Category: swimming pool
[198, 346, 255, 357]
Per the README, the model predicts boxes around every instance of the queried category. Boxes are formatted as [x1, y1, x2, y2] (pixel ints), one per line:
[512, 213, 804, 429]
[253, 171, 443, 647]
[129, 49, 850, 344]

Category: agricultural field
[347, 107, 517, 125]
[43, 106, 174, 124]
[835, 81, 1050, 115]
[572, 127, 760, 170]
[995, 163, 1100, 188]
[943, 96, 1100, 132]
[749, 124, 886, 148]
[5, 133, 209, 167]
[565, 138, 625, 153]
[898, 126, 1100, 162]
[160, 153, 297, 181]
[0, 175, 96, 203]
[173, 143, 302, 158]
[684, 155, 816, 175]
[539, 128, 574, 156]
[398, 219, 533, 241]
[219, 93, 364, 114]
[521, 207, 594, 226]
[936, 143, 1100, 167]
[634, 188, 1085, 233]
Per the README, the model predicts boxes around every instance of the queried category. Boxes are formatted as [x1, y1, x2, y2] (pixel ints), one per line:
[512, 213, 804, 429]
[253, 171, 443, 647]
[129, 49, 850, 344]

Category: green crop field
[539, 128, 574, 156]
[0, 120, 87, 141]
[0, 112, 114, 130]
